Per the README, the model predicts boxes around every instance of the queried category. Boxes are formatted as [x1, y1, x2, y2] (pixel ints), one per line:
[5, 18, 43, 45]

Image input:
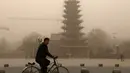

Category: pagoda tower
[60, 0, 87, 58]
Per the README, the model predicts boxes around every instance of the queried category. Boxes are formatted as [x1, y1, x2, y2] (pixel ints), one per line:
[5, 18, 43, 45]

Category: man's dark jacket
[35, 43, 53, 62]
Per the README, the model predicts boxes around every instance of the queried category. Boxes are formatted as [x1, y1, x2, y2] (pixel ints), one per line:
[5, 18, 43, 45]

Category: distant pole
[86, 40, 89, 59]
[113, 33, 119, 59]
[116, 45, 119, 57]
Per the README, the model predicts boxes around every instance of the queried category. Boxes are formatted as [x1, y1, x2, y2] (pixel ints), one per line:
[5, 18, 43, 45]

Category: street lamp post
[116, 45, 120, 59]
[113, 33, 120, 59]
[86, 39, 90, 59]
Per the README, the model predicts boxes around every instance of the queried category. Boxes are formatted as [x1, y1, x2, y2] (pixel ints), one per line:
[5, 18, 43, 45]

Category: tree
[18, 32, 42, 58]
[87, 29, 112, 58]
[0, 38, 9, 58]
[0, 38, 8, 53]
[60, 0, 87, 58]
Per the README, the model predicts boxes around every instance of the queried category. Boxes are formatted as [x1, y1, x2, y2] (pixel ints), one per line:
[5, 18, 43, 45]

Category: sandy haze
[0, 0, 130, 42]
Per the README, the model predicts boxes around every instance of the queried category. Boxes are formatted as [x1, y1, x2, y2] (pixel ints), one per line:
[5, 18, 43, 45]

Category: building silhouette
[60, 0, 87, 58]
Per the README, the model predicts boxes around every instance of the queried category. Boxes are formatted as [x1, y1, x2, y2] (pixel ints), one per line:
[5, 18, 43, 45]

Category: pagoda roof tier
[61, 32, 85, 37]
[65, 0, 80, 4]
[62, 20, 83, 25]
[64, 5, 80, 10]
[61, 26, 83, 30]
[64, 9, 81, 14]
[60, 45, 88, 48]
[61, 37, 86, 41]
[63, 14, 82, 19]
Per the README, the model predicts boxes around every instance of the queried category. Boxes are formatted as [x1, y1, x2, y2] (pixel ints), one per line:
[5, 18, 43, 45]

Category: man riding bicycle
[35, 38, 57, 73]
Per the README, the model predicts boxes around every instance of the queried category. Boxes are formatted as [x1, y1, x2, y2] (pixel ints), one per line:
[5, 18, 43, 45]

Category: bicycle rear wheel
[22, 66, 41, 73]
[50, 66, 69, 73]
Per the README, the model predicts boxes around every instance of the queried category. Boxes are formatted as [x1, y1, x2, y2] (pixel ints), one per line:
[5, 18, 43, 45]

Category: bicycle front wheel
[50, 66, 69, 73]
[22, 66, 41, 73]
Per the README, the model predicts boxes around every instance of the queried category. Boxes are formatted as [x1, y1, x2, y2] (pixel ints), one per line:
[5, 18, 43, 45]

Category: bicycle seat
[28, 62, 35, 65]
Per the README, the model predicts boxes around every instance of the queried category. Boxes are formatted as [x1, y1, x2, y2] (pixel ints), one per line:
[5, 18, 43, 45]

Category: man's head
[43, 37, 50, 45]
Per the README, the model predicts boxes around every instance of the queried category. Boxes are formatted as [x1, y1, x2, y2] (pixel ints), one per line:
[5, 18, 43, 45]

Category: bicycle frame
[47, 58, 58, 73]
[22, 58, 67, 73]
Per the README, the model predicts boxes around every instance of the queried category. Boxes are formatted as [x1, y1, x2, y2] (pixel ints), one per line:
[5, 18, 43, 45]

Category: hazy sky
[0, 0, 130, 42]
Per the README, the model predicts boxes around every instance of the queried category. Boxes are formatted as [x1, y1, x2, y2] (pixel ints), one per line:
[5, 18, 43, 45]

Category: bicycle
[22, 58, 69, 73]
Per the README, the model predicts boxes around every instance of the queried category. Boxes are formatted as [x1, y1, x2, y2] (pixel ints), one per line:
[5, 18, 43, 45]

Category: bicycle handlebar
[53, 56, 58, 64]
[53, 56, 58, 59]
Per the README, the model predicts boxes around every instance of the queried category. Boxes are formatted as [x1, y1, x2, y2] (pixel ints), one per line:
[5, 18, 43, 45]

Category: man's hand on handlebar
[53, 56, 58, 59]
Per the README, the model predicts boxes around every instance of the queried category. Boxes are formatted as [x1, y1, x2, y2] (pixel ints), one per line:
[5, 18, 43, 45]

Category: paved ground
[0, 66, 130, 73]
[0, 59, 130, 73]
[0, 59, 130, 67]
